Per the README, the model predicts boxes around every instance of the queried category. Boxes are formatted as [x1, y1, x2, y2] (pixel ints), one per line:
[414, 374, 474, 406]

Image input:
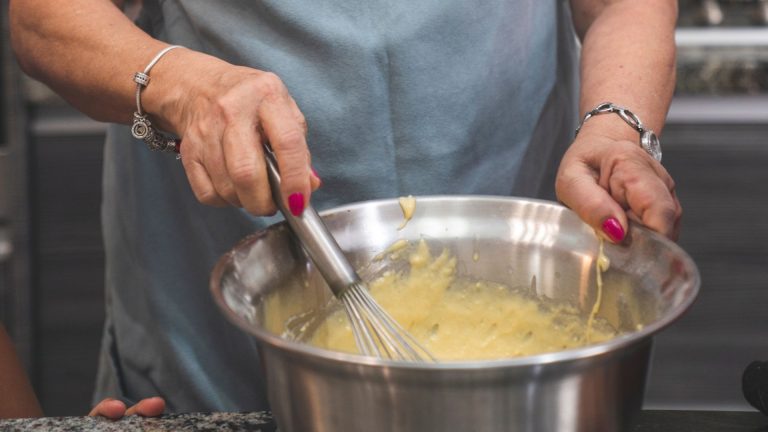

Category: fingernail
[288, 193, 305, 216]
[174, 139, 182, 154]
[601, 217, 625, 243]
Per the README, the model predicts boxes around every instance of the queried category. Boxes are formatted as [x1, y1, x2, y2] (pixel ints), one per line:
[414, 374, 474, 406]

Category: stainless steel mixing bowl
[210, 196, 699, 432]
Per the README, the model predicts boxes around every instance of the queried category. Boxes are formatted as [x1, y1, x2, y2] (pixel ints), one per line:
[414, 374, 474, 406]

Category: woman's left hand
[88, 397, 165, 419]
[555, 130, 682, 243]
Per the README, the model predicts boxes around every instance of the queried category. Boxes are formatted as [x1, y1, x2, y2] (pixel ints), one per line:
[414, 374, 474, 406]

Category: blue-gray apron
[95, 0, 579, 412]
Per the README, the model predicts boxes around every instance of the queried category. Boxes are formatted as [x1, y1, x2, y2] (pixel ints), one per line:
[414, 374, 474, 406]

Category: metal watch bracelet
[575, 102, 662, 162]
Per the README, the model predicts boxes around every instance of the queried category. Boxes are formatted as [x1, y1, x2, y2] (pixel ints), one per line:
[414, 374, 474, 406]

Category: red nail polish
[174, 139, 182, 153]
[601, 217, 625, 243]
[288, 193, 305, 216]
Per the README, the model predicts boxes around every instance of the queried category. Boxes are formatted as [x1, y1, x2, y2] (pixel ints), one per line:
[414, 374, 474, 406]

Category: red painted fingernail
[601, 217, 625, 243]
[288, 193, 305, 216]
[174, 139, 182, 153]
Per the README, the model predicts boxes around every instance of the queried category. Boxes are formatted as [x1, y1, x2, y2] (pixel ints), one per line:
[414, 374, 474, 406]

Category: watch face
[641, 131, 662, 162]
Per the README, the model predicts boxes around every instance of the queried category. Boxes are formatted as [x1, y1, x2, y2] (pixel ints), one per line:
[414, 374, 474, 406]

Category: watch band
[575, 102, 662, 162]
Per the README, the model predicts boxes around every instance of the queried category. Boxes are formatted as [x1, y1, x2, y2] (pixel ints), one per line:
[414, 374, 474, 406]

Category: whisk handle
[263, 145, 360, 294]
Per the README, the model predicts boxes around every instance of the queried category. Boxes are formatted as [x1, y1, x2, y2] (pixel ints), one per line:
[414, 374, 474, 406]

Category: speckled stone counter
[0, 410, 765, 431]
[0, 411, 277, 432]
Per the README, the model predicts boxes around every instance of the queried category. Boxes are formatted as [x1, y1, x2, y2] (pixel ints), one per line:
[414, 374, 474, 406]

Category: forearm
[0, 326, 42, 418]
[574, 0, 677, 139]
[9, 0, 179, 125]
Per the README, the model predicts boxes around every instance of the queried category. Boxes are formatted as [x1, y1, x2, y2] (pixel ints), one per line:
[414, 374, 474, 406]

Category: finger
[310, 165, 322, 192]
[200, 134, 242, 208]
[258, 93, 311, 216]
[670, 189, 683, 240]
[557, 164, 628, 243]
[180, 119, 234, 207]
[221, 125, 276, 215]
[306, 146, 321, 192]
[182, 158, 228, 207]
[626, 184, 679, 239]
[291, 103, 308, 136]
[607, 164, 680, 239]
[88, 398, 127, 419]
[125, 397, 166, 417]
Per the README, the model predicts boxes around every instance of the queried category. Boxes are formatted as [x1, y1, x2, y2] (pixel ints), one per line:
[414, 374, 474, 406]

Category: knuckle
[666, 176, 677, 192]
[296, 113, 308, 134]
[195, 187, 222, 206]
[213, 96, 239, 123]
[274, 147, 309, 182]
[621, 172, 644, 190]
[246, 192, 277, 216]
[212, 180, 238, 204]
[631, 188, 656, 210]
[659, 206, 679, 227]
[554, 175, 571, 200]
[676, 204, 684, 220]
[274, 128, 306, 149]
[255, 72, 285, 98]
[219, 181, 237, 198]
[228, 161, 259, 187]
[555, 170, 585, 200]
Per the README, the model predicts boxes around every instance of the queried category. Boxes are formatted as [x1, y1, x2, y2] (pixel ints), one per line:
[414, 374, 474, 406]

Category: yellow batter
[308, 239, 617, 360]
[586, 237, 610, 342]
[397, 195, 416, 230]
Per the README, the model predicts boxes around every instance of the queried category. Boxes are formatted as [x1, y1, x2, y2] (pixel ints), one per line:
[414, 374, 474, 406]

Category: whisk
[263, 145, 436, 362]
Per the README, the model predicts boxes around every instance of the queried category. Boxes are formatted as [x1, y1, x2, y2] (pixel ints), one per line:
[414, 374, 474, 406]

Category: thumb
[557, 176, 628, 243]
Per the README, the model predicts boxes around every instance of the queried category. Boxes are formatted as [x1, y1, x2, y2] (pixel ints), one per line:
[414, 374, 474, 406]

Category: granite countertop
[0, 410, 765, 432]
[0, 412, 277, 432]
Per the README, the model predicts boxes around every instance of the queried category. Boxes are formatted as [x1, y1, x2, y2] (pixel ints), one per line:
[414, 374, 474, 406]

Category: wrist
[575, 113, 638, 143]
[138, 46, 197, 134]
[575, 102, 663, 162]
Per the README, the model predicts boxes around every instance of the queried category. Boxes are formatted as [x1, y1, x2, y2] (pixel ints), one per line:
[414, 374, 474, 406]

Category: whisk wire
[363, 292, 437, 361]
[263, 144, 434, 362]
[344, 283, 436, 362]
[345, 286, 396, 359]
[342, 298, 375, 357]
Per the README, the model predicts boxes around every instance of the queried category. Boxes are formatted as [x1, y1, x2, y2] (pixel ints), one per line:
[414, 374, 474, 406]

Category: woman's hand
[555, 127, 681, 243]
[142, 50, 322, 217]
[88, 397, 165, 419]
[563, 0, 678, 242]
[11, 1, 316, 217]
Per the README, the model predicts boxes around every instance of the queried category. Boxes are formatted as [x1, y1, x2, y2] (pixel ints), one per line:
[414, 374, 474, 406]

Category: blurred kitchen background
[1, 0, 768, 416]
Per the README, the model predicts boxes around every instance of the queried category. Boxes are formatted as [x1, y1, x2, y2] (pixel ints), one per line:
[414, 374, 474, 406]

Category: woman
[9, 0, 681, 412]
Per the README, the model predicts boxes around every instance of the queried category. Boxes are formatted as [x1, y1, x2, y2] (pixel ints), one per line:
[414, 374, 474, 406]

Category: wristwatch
[575, 102, 662, 162]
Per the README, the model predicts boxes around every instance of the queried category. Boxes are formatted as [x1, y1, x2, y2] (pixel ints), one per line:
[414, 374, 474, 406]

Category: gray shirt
[95, 0, 579, 412]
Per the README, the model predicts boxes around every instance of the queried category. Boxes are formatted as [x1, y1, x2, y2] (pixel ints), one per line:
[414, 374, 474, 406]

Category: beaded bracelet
[130, 45, 183, 154]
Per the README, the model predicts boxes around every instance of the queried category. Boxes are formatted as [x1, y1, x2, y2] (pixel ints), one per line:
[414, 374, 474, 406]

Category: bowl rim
[210, 195, 700, 370]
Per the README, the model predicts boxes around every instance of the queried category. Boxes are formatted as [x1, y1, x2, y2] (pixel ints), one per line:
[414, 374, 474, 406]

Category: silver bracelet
[131, 45, 183, 154]
[575, 102, 662, 162]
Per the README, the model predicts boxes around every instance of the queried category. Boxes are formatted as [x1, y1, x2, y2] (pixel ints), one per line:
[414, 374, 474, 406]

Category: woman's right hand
[142, 49, 321, 216]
